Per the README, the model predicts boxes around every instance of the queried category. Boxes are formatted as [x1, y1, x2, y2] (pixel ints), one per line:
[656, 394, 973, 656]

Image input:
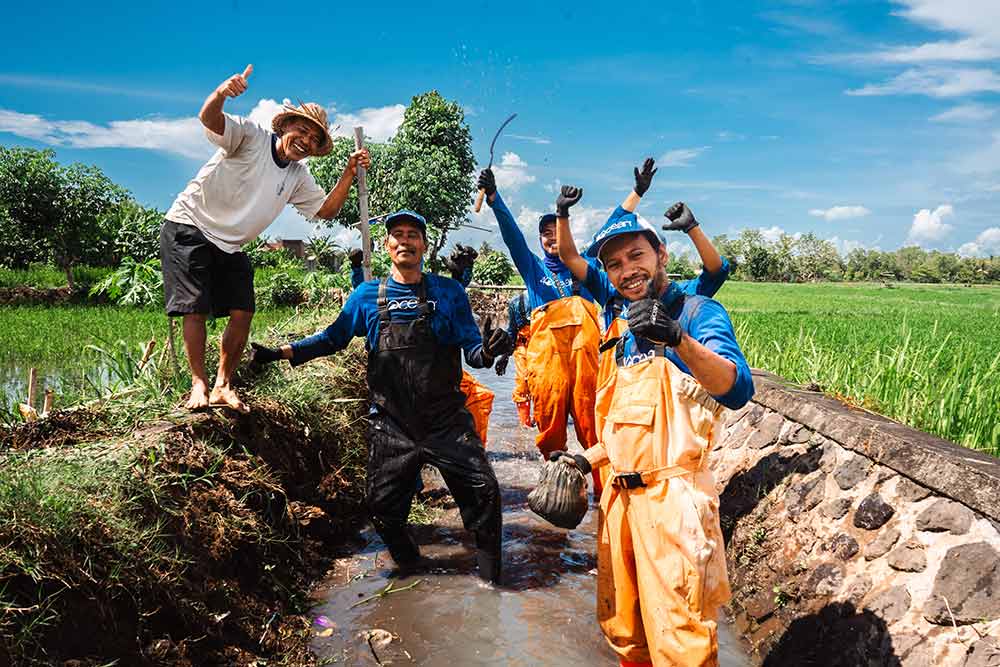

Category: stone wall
[711, 370, 1000, 667]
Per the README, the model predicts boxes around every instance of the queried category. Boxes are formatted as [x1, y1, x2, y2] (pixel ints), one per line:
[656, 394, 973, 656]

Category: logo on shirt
[540, 276, 573, 289]
[622, 349, 655, 367]
[387, 298, 437, 311]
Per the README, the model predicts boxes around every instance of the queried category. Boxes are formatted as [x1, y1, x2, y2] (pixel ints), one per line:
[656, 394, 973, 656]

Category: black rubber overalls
[365, 276, 503, 582]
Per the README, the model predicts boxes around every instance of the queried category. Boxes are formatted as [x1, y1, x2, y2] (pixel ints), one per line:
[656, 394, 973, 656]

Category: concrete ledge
[749, 369, 1000, 523]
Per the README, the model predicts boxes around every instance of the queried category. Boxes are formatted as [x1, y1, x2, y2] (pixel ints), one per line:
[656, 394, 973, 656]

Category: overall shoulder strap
[377, 278, 391, 323]
[540, 261, 570, 299]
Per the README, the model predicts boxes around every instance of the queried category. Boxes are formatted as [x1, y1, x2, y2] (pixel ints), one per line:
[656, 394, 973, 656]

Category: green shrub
[473, 250, 514, 285]
[260, 271, 304, 307]
[89, 258, 163, 306]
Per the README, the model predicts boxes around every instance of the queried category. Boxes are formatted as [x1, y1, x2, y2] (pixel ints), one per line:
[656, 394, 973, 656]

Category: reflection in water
[310, 367, 750, 666]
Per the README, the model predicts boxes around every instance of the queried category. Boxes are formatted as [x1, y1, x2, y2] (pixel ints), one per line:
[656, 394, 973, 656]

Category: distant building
[264, 239, 306, 259]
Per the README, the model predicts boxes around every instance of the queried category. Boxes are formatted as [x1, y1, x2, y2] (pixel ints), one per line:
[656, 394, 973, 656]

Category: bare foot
[185, 379, 210, 410]
[209, 385, 250, 413]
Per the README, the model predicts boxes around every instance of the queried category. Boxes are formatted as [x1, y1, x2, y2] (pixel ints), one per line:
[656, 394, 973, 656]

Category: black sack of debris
[528, 457, 589, 529]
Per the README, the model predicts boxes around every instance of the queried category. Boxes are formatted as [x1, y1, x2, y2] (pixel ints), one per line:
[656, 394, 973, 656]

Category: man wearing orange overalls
[477, 165, 659, 489]
[549, 180, 754, 666]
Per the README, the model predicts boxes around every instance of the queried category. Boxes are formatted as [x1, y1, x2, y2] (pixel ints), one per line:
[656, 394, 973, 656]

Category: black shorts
[160, 219, 255, 317]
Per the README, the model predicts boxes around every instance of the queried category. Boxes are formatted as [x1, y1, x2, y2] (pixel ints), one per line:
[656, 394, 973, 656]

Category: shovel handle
[474, 188, 486, 213]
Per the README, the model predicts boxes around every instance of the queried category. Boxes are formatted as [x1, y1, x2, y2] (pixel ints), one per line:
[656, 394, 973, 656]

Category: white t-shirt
[165, 114, 327, 253]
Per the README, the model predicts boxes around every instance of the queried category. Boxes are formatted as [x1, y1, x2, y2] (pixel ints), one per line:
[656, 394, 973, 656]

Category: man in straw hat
[160, 64, 370, 412]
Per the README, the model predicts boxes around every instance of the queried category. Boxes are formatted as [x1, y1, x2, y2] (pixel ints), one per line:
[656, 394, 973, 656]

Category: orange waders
[524, 296, 602, 489]
[460, 370, 495, 447]
[511, 324, 532, 426]
[594, 319, 730, 667]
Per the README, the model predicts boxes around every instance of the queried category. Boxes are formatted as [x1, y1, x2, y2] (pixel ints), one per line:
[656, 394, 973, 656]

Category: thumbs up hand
[217, 64, 253, 98]
[628, 280, 683, 347]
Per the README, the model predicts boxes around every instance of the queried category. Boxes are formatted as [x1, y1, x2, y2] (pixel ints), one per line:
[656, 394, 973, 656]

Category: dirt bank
[0, 342, 371, 666]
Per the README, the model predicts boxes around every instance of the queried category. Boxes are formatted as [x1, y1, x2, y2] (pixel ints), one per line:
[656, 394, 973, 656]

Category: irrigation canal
[308, 366, 751, 666]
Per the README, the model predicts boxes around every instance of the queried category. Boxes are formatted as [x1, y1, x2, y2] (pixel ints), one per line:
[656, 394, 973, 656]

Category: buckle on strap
[612, 472, 646, 489]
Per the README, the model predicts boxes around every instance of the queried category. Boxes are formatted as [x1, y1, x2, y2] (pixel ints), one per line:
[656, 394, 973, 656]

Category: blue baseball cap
[537, 213, 557, 232]
[584, 212, 662, 260]
[376, 209, 427, 236]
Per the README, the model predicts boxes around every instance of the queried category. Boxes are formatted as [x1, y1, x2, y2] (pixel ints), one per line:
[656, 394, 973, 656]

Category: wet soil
[307, 367, 751, 666]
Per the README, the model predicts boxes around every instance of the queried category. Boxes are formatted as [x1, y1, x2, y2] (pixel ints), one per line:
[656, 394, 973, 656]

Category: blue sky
[2, 0, 999, 259]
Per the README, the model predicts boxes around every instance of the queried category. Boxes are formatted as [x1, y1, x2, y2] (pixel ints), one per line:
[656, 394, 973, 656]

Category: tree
[308, 90, 476, 268]
[794, 233, 842, 282]
[0, 147, 127, 286]
[473, 248, 514, 285]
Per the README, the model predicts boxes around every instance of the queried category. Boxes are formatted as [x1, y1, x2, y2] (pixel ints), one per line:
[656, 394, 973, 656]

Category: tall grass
[718, 282, 1000, 456]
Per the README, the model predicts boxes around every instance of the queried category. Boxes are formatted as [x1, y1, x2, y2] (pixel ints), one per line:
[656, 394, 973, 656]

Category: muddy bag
[528, 457, 588, 529]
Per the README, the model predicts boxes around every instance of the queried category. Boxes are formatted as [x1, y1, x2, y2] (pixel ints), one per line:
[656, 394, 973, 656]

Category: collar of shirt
[270, 134, 290, 169]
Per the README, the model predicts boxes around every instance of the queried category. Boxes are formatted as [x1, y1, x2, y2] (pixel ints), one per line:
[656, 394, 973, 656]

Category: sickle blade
[488, 113, 518, 166]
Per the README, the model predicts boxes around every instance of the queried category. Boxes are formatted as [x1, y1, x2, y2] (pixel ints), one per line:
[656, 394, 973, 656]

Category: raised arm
[555, 186, 590, 282]
[199, 64, 252, 136]
[478, 169, 536, 279]
[315, 149, 371, 220]
[620, 157, 657, 213]
[664, 203, 723, 274]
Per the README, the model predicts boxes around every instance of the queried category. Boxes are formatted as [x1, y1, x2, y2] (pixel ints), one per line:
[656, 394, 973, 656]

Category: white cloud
[808, 205, 872, 221]
[827, 236, 870, 256]
[957, 226, 1000, 256]
[0, 108, 208, 158]
[931, 103, 996, 122]
[659, 146, 710, 167]
[872, 38, 1000, 64]
[893, 1, 1000, 50]
[509, 134, 552, 145]
[0, 100, 406, 160]
[906, 204, 955, 244]
[758, 225, 789, 243]
[247, 98, 405, 142]
[846, 67, 1000, 98]
[491, 152, 536, 191]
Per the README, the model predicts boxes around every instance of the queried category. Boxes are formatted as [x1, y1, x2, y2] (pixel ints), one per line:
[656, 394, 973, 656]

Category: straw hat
[271, 102, 334, 156]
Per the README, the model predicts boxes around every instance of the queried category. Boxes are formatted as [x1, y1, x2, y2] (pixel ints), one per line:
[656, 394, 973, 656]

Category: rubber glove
[547, 450, 592, 475]
[628, 283, 683, 346]
[250, 342, 283, 364]
[633, 157, 657, 196]
[478, 168, 497, 197]
[663, 201, 699, 233]
[348, 248, 363, 268]
[556, 185, 583, 218]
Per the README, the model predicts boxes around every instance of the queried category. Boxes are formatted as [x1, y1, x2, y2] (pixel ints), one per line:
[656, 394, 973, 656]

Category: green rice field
[715, 282, 1000, 456]
[0, 305, 299, 417]
[1, 282, 998, 456]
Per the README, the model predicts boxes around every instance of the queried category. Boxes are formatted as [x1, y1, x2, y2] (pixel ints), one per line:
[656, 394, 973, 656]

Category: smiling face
[279, 118, 324, 161]
[539, 221, 558, 255]
[384, 222, 427, 271]
[599, 232, 668, 301]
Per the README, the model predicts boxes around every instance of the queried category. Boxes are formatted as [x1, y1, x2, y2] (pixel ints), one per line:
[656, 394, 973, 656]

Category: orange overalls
[460, 370, 495, 447]
[593, 318, 731, 667]
[511, 324, 532, 424]
[524, 294, 602, 489]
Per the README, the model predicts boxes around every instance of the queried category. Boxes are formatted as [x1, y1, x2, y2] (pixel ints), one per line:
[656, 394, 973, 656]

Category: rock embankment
[712, 370, 1000, 667]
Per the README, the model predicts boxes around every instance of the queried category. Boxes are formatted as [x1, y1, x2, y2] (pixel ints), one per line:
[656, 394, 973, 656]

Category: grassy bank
[0, 305, 299, 418]
[716, 282, 1000, 455]
[0, 308, 370, 666]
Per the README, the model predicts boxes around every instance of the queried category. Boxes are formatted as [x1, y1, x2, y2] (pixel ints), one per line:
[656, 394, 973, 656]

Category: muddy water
[310, 367, 750, 666]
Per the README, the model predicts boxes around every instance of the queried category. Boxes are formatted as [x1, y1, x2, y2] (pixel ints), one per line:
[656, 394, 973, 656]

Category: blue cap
[376, 209, 427, 235]
[538, 213, 557, 232]
[583, 212, 661, 259]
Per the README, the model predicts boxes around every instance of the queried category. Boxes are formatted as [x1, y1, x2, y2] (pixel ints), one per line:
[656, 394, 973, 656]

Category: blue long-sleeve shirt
[505, 292, 531, 339]
[489, 193, 600, 311]
[584, 268, 753, 409]
[291, 274, 491, 368]
[679, 256, 731, 298]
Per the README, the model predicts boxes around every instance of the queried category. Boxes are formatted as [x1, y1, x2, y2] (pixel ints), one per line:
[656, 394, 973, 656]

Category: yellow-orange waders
[460, 370, 495, 447]
[594, 319, 730, 667]
[511, 324, 532, 409]
[524, 295, 602, 489]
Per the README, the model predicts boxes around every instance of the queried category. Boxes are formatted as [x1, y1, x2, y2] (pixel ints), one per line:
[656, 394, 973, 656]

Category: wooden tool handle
[474, 188, 486, 213]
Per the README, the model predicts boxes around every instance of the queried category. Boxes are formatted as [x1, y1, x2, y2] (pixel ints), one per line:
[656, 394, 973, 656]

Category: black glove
[482, 316, 512, 360]
[556, 185, 583, 218]
[250, 342, 283, 364]
[628, 284, 683, 347]
[348, 248, 363, 269]
[663, 201, 699, 233]
[633, 157, 657, 196]
[444, 243, 478, 280]
[495, 354, 510, 376]
[478, 168, 497, 197]
[547, 450, 592, 475]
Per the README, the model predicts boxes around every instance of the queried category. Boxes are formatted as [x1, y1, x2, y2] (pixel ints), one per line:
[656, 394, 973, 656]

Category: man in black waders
[250, 211, 511, 583]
